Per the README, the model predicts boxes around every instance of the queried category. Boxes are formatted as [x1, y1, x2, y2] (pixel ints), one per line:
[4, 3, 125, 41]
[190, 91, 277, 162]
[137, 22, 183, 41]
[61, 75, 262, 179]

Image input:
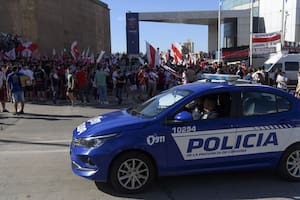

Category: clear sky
[102, 0, 219, 54]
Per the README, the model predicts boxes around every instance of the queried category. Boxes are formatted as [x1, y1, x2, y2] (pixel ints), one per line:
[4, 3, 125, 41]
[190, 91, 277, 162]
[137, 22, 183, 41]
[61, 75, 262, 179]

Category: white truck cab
[264, 53, 300, 85]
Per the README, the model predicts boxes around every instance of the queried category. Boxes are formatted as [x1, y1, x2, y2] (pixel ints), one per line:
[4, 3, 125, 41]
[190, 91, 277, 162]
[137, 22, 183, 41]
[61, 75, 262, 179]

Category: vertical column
[126, 13, 140, 55]
[237, 16, 250, 47]
[208, 23, 218, 57]
[20, 0, 38, 43]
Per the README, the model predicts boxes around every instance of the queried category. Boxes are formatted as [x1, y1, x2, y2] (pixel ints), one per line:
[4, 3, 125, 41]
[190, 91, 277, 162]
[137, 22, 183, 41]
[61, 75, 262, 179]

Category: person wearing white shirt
[276, 70, 288, 91]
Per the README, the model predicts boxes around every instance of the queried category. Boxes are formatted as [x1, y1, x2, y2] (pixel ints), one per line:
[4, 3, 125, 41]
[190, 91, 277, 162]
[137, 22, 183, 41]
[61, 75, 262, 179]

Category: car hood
[73, 110, 148, 138]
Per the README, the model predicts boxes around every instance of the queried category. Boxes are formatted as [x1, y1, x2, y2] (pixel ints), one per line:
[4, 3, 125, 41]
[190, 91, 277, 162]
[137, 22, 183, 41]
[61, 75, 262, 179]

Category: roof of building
[90, 0, 109, 9]
[138, 9, 250, 25]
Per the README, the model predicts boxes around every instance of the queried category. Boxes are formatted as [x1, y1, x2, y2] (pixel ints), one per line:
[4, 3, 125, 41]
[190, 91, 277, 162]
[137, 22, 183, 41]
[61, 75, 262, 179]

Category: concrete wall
[0, 0, 111, 54]
[237, 16, 250, 47]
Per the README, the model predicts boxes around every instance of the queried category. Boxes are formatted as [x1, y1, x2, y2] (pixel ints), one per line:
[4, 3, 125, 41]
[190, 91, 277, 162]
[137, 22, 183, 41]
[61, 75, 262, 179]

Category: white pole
[281, 0, 285, 48]
[249, 0, 253, 66]
[218, 0, 221, 65]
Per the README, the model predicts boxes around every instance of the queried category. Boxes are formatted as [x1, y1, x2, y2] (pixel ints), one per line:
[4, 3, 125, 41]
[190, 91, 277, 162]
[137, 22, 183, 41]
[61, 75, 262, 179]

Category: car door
[163, 92, 241, 175]
[233, 90, 293, 169]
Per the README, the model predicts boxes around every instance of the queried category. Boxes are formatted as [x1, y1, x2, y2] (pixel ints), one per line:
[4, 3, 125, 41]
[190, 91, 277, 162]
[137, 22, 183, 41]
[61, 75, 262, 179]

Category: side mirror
[174, 111, 193, 122]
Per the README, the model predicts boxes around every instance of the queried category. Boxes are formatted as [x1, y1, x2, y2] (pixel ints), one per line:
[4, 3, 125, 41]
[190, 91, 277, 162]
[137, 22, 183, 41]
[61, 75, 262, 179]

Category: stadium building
[0, 0, 111, 54]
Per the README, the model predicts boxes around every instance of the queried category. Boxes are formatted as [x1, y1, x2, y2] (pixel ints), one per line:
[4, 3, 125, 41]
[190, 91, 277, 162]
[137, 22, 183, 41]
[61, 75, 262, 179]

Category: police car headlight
[73, 134, 117, 148]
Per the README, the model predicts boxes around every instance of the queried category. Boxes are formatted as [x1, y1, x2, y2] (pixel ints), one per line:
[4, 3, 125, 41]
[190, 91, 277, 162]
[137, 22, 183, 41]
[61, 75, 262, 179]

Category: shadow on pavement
[1, 113, 90, 121]
[0, 139, 70, 147]
[94, 170, 300, 200]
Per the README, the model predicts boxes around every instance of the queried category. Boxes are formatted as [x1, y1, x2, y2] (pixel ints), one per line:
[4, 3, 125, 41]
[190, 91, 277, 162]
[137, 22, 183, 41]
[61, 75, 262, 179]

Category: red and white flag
[252, 32, 281, 47]
[252, 32, 281, 55]
[146, 41, 157, 68]
[171, 42, 182, 64]
[16, 41, 38, 57]
[70, 41, 80, 59]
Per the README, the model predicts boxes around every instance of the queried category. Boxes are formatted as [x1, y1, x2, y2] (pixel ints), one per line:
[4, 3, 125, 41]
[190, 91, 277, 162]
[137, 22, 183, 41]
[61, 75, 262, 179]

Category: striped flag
[70, 41, 80, 59]
[171, 42, 182, 64]
[146, 41, 156, 68]
[252, 32, 281, 45]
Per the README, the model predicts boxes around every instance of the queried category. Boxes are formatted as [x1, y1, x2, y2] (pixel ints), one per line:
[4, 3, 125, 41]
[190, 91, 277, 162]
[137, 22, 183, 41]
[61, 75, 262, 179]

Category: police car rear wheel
[110, 152, 155, 193]
[279, 145, 300, 181]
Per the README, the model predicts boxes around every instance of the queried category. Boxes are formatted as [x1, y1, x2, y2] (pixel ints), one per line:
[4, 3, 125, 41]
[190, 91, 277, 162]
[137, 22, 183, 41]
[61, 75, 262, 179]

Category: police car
[70, 74, 300, 193]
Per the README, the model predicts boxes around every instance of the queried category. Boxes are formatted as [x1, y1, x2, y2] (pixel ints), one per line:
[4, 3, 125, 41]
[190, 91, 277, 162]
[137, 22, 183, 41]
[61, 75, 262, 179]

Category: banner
[126, 13, 139, 55]
[252, 32, 281, 48]
[252, 32, 281, 55]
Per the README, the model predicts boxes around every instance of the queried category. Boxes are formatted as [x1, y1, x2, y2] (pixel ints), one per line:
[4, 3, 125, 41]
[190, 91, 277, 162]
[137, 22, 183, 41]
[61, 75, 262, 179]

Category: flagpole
[281, 0, 285, 48]
[249, 0, 253, 66]
[217, 0, 221, 65]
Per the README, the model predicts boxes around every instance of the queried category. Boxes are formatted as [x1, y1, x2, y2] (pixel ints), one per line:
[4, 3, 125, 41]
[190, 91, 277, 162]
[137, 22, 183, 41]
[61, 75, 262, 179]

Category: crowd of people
[0, 54, 300, 115]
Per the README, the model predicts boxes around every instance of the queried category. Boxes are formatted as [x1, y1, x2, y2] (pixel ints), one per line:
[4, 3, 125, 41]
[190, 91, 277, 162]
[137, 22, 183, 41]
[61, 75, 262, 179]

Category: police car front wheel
[279, 144, 300, 181]
[109, 152, 155, 193]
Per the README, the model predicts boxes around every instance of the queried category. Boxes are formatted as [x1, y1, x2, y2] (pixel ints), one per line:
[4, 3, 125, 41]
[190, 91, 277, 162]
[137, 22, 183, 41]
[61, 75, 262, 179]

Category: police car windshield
[127, 89, 191, 118]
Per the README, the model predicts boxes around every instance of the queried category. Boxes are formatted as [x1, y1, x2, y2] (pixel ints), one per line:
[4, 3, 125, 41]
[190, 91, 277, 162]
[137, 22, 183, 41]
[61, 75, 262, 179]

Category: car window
[276, 95, 291, 112]
[242, 91, 290, 116]
[181, 92, 232, 121]
[270, 63, 282, 72]
[127, 89, 191, 118]
[285, 62, 299, 71]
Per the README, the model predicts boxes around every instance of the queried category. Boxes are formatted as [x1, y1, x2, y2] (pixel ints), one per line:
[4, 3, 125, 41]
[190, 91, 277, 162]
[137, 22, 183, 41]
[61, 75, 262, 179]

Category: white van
[264, 53, 300, 85]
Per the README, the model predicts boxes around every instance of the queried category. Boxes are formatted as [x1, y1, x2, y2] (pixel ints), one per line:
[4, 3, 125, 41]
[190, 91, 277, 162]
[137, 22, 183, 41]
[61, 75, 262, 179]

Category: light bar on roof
[201, 74, 240, 82]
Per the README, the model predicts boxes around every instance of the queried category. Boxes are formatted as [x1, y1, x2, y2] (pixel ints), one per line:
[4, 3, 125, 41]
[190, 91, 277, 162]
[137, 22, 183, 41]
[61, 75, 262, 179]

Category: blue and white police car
[70, 75, 300, 193]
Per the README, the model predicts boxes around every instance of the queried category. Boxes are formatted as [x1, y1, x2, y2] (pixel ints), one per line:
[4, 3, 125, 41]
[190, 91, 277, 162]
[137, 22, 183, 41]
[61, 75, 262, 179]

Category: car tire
[109, 151, 155, 193]
[278, 144, 300, 181]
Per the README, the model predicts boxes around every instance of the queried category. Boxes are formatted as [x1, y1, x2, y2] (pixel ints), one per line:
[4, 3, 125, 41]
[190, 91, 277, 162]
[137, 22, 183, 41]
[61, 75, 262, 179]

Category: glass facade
[223, 0, 252, 10]
[223, 0, 259, 16]
[222, 0, 261, 48]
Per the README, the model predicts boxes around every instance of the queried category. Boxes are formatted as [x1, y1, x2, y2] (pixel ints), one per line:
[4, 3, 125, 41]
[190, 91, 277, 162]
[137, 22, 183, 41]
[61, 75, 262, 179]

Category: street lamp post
[218, 0, 222, 65]
[249, 0, 254, 66]
[281, 0, 285, 47]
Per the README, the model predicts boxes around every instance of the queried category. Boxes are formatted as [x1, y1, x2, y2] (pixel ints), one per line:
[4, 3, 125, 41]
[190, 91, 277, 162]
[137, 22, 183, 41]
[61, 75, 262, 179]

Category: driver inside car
[199, 95, 219, 120]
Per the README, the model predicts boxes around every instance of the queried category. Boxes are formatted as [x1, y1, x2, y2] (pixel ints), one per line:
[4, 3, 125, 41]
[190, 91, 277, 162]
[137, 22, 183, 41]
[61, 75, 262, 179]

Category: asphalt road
[1, 102, 300, 200]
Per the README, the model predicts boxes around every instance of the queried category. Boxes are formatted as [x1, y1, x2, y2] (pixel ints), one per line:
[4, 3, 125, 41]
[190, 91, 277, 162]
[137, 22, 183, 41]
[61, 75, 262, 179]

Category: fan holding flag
[70, 41, 80, 60]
